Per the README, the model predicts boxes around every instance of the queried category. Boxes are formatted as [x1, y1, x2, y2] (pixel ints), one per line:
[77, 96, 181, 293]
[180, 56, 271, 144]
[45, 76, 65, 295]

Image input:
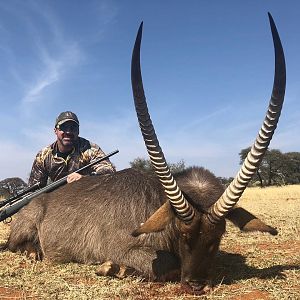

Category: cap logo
[55, 111, 79, 127]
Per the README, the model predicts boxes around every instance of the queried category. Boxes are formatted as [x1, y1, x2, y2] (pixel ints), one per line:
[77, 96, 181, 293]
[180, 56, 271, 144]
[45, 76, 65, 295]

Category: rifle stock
[0, 149, 119, 222]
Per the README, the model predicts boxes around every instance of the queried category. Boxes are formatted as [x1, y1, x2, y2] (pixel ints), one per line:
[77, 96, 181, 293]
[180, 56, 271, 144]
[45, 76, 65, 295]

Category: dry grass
[0, 185, 299, 299]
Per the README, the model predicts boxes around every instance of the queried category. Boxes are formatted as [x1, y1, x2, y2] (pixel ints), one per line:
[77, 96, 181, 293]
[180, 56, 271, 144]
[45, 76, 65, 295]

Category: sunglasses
[57, 123, 79, 132]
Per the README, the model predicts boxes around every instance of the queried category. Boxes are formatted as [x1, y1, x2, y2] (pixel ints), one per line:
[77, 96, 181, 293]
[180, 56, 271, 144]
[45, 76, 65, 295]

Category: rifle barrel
[0, 149, 119, 221]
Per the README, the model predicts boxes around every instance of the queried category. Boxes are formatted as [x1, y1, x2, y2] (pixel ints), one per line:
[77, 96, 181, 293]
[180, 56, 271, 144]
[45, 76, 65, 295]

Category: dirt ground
[0, 185, 299, 299]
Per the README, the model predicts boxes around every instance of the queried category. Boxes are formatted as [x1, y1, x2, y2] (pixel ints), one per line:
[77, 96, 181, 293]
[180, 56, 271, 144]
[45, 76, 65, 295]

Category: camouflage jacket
[28, 137, 116, 187]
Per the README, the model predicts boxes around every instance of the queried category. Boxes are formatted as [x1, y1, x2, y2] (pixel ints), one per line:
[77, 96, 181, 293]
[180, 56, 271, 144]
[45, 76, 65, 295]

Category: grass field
[0, 185, 299, 299]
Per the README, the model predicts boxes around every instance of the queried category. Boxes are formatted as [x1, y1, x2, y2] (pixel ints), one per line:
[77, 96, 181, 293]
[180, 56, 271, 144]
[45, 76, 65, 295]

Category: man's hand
[67, 172, 83, 183]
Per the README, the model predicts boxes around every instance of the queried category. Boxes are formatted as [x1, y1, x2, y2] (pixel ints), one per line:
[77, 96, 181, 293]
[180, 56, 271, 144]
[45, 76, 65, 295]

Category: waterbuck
[6, 13, 285, 294]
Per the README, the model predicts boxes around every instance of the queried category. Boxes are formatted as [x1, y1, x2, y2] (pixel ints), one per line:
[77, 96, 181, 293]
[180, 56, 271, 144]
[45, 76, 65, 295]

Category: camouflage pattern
[28, 137, 116, 188]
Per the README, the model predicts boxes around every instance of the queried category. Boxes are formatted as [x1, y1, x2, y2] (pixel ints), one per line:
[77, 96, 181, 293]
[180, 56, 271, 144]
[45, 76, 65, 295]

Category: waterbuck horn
[207, 13, 286, 224]
[131, 22, 195, 224]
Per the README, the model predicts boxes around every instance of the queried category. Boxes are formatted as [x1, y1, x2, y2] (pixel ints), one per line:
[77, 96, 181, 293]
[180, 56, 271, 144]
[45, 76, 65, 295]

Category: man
[28, 111, 116, 188]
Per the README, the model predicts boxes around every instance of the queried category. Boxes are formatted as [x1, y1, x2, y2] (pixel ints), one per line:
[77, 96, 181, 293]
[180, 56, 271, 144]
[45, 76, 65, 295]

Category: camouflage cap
[55, 111, 79, 128]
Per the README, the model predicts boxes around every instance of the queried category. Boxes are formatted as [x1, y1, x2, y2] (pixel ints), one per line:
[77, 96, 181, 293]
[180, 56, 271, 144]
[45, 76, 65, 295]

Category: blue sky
[0, 1, 299, 182]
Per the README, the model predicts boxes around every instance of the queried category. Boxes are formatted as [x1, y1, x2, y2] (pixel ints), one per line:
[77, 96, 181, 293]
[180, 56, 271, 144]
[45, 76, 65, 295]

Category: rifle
[0, 149, 119, 222]
[0, 182, 41, 208]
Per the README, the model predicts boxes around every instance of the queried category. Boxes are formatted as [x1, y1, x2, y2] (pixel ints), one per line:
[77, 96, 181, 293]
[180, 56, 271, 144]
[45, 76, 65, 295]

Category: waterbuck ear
[226, 207, 278, 236]
[131, 201, 174, 237]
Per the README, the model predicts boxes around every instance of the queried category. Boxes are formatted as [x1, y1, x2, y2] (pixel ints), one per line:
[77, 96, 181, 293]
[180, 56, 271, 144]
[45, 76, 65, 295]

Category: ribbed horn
[207, 13, 286, 224]
[131, 22, 195, 224]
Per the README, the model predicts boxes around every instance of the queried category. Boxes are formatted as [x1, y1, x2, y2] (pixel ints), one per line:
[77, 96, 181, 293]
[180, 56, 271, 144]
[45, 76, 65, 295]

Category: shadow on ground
[214, 250, 300, 285]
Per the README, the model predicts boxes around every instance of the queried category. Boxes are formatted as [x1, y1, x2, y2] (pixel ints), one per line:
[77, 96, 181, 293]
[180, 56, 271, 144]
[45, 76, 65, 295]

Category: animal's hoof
[95, 260, 120, 276]
[116, 266, 136, 278]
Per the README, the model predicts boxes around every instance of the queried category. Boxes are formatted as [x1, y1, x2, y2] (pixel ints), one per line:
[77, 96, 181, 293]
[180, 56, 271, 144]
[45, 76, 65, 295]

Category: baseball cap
[55, 111, 80, 128]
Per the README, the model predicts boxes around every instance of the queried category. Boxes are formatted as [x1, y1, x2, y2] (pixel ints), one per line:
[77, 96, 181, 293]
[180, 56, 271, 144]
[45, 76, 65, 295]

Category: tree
[281, 152, 300, 184]
[239, 148, 284, 186]
[217, 177, 234, 187]
[129, 157, 153, 173]
[0, 177, 28, 196]
[130, 157, 186, 174]
[167, 160, 186, 174]
[239, 148, 300, 186]
[261, 149, 285, 186]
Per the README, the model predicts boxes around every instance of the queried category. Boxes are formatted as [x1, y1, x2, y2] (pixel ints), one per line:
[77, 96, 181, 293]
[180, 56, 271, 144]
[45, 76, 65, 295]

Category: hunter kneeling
[28, 111, 115, 188]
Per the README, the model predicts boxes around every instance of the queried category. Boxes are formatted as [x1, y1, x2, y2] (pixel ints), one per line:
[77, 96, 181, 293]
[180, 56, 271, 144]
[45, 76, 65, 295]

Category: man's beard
[58, 134, 77, 148]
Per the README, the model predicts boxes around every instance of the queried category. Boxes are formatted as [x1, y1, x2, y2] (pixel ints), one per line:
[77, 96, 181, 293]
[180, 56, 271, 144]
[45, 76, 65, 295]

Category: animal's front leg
[95, 260, 137, 278]
[95, 248, 181, 282]
[120, 248, 181, 281]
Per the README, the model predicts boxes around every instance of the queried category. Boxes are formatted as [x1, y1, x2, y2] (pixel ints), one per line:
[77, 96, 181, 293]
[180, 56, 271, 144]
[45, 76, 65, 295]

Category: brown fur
[6, 167, 277, 291]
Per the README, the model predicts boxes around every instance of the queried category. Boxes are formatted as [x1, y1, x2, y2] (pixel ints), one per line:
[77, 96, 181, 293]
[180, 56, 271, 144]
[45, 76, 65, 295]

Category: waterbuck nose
[181, 279, 210, 295]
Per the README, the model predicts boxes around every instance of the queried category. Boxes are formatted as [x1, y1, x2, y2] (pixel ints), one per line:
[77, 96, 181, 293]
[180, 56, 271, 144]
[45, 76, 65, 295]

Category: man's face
[54, 121, 79, 150]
